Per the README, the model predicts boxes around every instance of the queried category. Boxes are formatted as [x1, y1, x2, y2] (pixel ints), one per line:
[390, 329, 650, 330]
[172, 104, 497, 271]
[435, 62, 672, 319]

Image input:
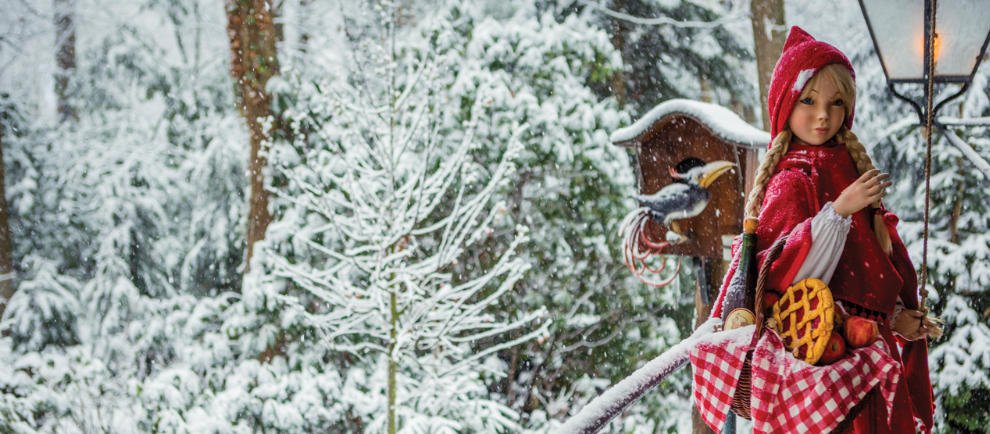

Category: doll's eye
[832, 99, 845, 106]
[799, 97, 813, 105]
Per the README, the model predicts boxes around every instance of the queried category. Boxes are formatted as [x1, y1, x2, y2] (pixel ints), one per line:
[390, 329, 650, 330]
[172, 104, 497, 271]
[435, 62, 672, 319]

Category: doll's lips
[814, 127, 828, 134]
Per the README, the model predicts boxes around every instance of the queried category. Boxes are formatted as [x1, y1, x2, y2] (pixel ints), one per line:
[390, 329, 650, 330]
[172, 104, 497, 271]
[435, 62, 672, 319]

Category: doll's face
[787, 74, 846, 145]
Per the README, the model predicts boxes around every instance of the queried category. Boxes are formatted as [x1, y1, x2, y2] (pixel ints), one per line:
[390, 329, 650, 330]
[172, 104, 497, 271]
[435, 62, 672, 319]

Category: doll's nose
[816, 107, 829, 121]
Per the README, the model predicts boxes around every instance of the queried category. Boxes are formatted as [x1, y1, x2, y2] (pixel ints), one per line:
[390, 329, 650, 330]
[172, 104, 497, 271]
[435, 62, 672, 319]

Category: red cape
[711, 140, 934, 432]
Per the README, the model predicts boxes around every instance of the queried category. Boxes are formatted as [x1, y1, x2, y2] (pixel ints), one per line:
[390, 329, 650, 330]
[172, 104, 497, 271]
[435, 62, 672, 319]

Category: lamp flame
[933, 32, 942, 64]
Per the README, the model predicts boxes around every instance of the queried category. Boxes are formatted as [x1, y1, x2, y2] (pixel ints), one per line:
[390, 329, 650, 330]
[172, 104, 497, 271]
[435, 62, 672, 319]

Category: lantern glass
[861, 0, 926, 81]
[934, 0, 990, 79]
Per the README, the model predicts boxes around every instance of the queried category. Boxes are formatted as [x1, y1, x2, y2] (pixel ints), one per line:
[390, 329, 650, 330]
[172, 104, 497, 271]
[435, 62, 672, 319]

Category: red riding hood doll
[700, 26, 939, 433]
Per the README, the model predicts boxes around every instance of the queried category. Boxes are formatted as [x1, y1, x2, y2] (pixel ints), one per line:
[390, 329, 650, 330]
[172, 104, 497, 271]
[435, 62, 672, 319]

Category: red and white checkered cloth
[690, 325, 900, 433]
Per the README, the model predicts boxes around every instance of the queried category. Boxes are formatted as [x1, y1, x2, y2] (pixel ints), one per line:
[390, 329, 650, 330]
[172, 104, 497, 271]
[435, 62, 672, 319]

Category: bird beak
[668, 166, 683, 180]
[698, 161, 736, 188]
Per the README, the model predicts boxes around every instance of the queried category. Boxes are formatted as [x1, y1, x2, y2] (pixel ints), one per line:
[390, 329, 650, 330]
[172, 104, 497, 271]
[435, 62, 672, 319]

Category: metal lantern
[859, 0, 990, 121]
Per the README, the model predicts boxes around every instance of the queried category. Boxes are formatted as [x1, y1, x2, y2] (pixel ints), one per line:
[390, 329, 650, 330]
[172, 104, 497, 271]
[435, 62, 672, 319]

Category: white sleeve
[791, 202, 852, 285]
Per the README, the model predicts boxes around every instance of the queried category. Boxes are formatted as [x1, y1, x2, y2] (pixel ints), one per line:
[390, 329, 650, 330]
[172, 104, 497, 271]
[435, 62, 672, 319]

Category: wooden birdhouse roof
[611, 99, 769, 149]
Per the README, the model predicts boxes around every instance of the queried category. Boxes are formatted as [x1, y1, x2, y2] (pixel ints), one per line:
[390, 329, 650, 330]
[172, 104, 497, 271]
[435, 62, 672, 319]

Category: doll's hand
[833, 169, 891, 217]
[892, 308, 926, 341]
[892, 308, 943, 341]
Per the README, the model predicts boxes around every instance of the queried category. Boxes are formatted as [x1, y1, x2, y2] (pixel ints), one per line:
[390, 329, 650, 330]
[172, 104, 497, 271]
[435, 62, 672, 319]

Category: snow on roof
[611, 98, 770, 149]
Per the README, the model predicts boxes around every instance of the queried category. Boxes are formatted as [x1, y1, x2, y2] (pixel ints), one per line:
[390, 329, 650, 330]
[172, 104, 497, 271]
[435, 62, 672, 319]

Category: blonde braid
[745, 130, 793, 219]
[840, 128, 876, 175]
[840, 128, 893, 255]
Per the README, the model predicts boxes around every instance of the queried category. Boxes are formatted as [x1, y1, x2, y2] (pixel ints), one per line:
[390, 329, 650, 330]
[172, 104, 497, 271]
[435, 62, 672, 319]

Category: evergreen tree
[427, 2, 699, 431]
[0, 0, 247, 430]
[580, 0, 756, 114]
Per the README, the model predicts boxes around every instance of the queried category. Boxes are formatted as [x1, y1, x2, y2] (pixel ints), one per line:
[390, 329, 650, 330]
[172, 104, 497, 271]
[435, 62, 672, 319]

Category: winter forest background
[0, 0, 987, 432]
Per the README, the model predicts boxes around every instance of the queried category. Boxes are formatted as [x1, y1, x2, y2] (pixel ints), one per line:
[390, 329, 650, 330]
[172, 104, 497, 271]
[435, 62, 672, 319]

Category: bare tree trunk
[0, 118, 13, 322]
[388, 287, 398, 434]
[949, 157, 964, 245]
[226, 0, 280, 273]
[54, 0, 77, 123]
[609, 0, 628, 108]
[750, 0, 786, 131]
[699, 75, 713, 103]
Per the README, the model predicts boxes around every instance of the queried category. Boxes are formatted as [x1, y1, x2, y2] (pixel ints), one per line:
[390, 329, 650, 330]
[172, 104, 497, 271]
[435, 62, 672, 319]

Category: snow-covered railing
[554, 318, 723, 434]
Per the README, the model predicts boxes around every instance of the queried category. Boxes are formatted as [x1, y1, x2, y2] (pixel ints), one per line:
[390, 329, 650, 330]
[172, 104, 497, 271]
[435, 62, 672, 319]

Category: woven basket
[730, 354, 755, 418]
[729, 235, 788, 420]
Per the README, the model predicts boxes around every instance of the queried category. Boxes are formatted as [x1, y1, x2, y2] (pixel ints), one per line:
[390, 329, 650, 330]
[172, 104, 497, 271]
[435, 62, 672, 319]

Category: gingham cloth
[690, 325, 900, 433]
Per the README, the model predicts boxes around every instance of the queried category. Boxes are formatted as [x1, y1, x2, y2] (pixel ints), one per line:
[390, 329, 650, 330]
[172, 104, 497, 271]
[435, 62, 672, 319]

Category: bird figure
[620, 158, 736, 287]
[636, 158, 736, 227]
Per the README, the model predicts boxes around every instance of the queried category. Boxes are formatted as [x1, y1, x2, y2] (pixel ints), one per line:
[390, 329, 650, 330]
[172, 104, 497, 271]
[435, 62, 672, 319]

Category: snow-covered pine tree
[1, 0, 248, 430]
[420, 2, 701, 431]
[223, 1, 549, 431]
[0, 94, 23, 323]
[578, 0, 755, 114]
[0, 11, 189, 429]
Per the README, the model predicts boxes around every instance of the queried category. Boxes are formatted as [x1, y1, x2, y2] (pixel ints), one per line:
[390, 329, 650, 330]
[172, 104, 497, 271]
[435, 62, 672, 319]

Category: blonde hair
[745, 64, 892, 254]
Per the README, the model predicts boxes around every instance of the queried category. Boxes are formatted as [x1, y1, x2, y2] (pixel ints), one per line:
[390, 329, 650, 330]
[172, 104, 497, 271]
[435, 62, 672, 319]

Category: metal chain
[920, 0, 937, 313]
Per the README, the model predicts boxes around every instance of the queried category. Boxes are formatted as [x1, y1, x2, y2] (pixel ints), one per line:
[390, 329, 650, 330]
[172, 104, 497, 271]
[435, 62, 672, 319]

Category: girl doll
[703, 26, 937, 433]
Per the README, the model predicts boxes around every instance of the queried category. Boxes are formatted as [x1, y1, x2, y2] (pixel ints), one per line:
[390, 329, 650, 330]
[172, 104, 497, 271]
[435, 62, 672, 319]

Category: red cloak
[711, 139, 935, 433]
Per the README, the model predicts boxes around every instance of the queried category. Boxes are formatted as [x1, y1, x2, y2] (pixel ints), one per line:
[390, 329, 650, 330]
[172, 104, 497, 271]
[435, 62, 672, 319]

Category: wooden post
[692, 256, 727, 434]
[609, 0, 628, 108]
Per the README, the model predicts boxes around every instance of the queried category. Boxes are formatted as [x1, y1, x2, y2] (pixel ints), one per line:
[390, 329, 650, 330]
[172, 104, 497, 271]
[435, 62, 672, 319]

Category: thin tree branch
[578, 0, 746, 28]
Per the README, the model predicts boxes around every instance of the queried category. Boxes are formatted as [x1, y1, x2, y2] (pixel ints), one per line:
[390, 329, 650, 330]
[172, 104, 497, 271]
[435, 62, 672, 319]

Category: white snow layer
[611, 99, 769, 148]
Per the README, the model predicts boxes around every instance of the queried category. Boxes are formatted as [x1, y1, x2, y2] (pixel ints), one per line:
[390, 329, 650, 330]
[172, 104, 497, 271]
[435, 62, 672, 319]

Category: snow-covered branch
[939, 126, 990, 181]
[578, 0, 746, 28]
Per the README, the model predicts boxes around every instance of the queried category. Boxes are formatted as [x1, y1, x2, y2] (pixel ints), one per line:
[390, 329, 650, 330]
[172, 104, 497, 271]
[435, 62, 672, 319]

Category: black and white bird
[635, 158, 736, 226]
[620, 158, 735, 285]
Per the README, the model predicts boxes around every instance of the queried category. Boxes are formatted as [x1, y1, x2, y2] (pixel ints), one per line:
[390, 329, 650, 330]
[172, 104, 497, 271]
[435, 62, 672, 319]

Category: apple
[818, 331, 846, 365]
[844, 315, 879, 348]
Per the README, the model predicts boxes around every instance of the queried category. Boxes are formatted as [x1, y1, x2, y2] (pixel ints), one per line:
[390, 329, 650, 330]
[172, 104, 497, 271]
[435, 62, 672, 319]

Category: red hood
[767, 26, 855, 144]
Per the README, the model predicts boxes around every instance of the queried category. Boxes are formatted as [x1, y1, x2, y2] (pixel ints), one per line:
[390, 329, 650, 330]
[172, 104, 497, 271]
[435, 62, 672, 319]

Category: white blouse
[791, 202, 852, 285]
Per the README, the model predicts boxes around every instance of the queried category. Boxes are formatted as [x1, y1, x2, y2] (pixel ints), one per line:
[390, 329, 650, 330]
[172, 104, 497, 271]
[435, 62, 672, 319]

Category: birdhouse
[612, 99, 768, 260]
